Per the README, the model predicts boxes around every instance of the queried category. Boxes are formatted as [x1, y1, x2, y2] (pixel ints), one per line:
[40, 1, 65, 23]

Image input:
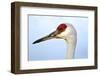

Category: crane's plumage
[33, 23, 77, 59]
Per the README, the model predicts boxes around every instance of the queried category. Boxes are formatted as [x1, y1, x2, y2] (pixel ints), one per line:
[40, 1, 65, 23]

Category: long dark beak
[33, 31, 58, 44]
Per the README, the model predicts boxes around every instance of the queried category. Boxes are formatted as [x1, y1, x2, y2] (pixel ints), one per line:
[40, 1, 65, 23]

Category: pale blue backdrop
[28, 15, 88, 61]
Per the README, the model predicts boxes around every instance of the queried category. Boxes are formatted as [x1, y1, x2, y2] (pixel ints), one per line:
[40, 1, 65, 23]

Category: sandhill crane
[33, 23, 77, 59]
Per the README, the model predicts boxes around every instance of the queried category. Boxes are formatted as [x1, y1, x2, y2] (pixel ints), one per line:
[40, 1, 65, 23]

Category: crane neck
[65, 37, 77, 59]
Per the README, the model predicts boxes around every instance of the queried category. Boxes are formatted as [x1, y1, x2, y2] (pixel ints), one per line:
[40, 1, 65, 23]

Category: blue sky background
[28, 15, 88, 61]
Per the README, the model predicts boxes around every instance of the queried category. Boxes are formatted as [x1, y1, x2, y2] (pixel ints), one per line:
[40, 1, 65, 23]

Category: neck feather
[65, 37, 77, 59]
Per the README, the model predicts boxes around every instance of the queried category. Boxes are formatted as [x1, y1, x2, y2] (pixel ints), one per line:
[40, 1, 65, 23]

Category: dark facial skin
[57, 23, 67, 33]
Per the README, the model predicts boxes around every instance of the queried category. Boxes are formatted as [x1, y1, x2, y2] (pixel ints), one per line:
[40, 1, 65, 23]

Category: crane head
[32, 23, 74, 44]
